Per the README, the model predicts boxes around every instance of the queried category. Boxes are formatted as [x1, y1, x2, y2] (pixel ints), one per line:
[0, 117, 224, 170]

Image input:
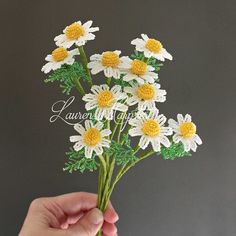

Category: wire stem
[79, 46, 93, 87]
[72, 77, 85, 95]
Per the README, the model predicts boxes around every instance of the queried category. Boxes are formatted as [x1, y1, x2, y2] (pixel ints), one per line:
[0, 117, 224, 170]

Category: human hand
[19, 192, 119, 236]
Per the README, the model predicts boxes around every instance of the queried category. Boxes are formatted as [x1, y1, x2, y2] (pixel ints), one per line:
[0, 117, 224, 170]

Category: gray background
[0, 0, 236, 235]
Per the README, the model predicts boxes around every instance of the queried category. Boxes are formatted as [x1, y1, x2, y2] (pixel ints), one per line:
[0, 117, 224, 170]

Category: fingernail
[88, 208, 104, 225]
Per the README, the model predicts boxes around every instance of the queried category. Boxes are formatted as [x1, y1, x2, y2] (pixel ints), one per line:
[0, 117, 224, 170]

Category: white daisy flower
[54, 20, 99, 49]
[129, 109, 172, 152]
[131, 34, 173, 61]
[82, 84, 128, 120]
[88, 50, 127, 79]
[121, 57, 158, 84]
[41, 48, 79, 74]
[168, 114, 202, 152]
[124, 83, 166, 110]
[70, 120, 111, 158]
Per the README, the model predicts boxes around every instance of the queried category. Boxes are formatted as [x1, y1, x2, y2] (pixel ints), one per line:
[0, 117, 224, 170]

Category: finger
[102, 222, 117, 235]
[103, 233, 118, 236]
[60, 212, 84, 229]
[53, 192, 98, 215]
[104, 202, 119, 224]
[68, 208, 103, 236]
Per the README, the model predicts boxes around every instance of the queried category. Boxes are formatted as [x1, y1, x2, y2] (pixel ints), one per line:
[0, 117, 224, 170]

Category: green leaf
[131, 50, 145, 61]
[105, 134, 137, 166]
[113, 74, 131, 89]
[63, 148, 98, 173]
[147, 57, 163, 73]
[44, 62, 88, 95]
[160, 142, 191, 160]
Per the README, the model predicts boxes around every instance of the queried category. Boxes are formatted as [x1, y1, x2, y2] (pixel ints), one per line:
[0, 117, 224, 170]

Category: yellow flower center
[137, 84, 155, 100]
[52, 47, 69, 62]
[101, 51, 120, 68]
[65, 22, 85, 40]
[131, 60, 147, 76]
[145, 39, 163, 53]
[179, 122, 196, 138]
[97, 91, 114, 108]
[83, 128, 101, 147]
[142, 119, 160, 137]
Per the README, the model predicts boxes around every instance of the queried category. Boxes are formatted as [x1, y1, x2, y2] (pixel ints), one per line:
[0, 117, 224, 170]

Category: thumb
[69, 208, 104, 236]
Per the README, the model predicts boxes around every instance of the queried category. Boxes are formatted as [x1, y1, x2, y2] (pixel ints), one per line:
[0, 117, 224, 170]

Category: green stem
[117, 111, 127, 142]
[110, 122, 119, 140]
[79, 46, 93, 87]
[106, 77, 111, 86]
[108, 149, 156, 198]
[72, 77, 85, 95]
[133, 144, 140, 154]
[121, 124, 131, 145]
[143, 57, 149, 63]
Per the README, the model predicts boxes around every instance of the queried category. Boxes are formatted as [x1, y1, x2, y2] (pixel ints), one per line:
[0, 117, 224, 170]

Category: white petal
[85, 120, 93, 129]
[94, 145, 103, 155]
[101, 129, 112, 137]
[161, 48, 173, 60]
[160, 136, 171, 147]
[182, 140, 191, 152]
[94, 121, 103, 130]
[85, 146, 93, 158]
[70, 135, 81, 142]
[184, 114, 192, 122]
[190, 141, 197, 152]
[139, 136, 150, 150]
[74, 123, 85, 134]
[173, 134, 181, 143]
[73, 141, 84, 151]
[177, 114, 184, 123]
[129, 127, 142, 136]
[151, 138, 161, 152]
[194, 134, 202, 145]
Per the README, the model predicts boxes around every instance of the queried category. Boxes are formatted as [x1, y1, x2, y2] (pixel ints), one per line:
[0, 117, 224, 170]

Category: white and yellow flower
[41, 47, 79, 74]
[131, 34, 172, 61]
[54, 21, 99, 49]
[88, 50, 127, 79]
[124, 83, 166, 110]
[82, 84, 128, 120]
[121, 57, 158, 84]
[129, 109, 172, 152]
[168, 114, 202, 152]
[70, 120, 111, 158]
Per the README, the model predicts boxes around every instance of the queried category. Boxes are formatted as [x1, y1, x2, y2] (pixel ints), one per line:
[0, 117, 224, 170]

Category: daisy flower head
[124, 82, 166, 110]
[168, 114, 202, 152]
[88, 50, 128, 79]
[54, 20, 99, 49]
[41, 48, 79, 74]
[131, 34, 172, 61]
[121, 57, 158, 84]
[129, 109, 173, 152]
[82, 84, 128, 120]
[70, 120, 111, 158]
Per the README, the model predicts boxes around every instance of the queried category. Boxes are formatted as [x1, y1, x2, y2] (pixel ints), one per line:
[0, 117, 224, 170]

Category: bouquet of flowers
[42, 20, 202, 235]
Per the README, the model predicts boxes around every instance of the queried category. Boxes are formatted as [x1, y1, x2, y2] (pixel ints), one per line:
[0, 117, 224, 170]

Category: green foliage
[44, 62, 88, 95]
[131, 50, 145, 61]
[160, 142, 191, 160]
[113, 74, 131, 89]
[105, 134, 137, 166]
[64, 148, 98, 173]
[147, 57, 163, 73]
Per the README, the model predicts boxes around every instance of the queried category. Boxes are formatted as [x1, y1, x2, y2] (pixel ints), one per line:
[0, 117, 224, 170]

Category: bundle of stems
[73, 46, 155, 236]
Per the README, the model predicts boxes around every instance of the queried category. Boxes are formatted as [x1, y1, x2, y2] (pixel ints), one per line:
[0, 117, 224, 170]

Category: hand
[19, 192, 119, 236]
